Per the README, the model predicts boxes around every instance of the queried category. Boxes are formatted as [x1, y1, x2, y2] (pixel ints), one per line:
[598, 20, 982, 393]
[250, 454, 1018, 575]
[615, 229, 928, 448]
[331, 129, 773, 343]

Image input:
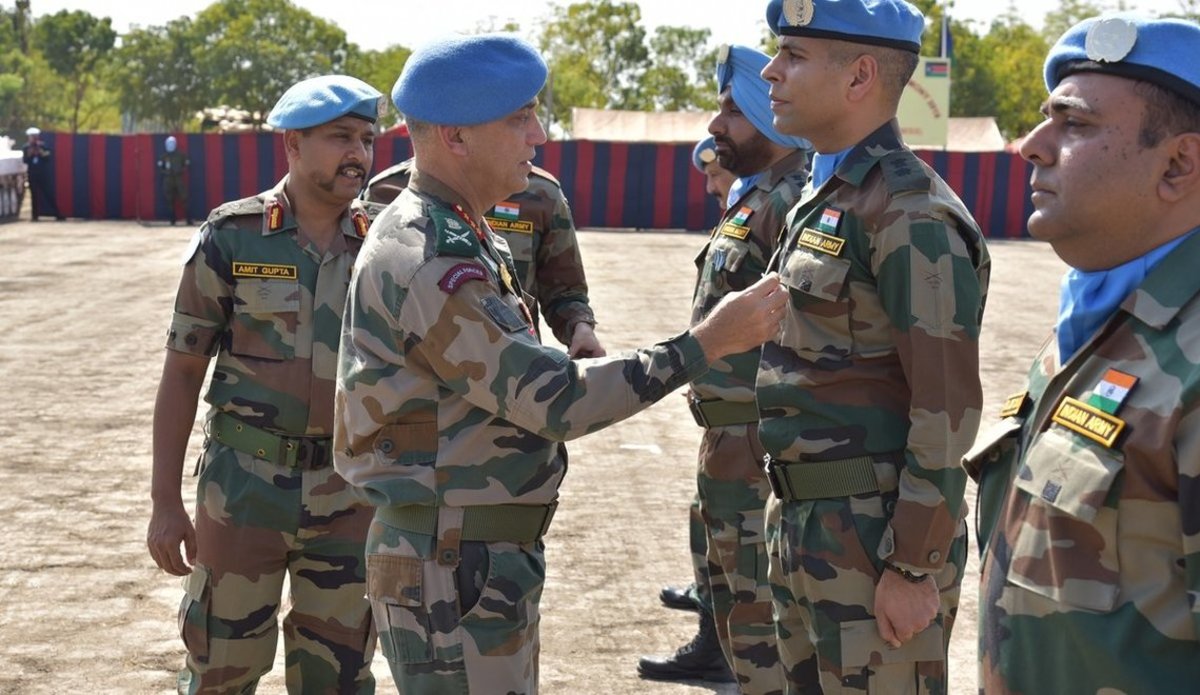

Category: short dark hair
[828, 41, 918, 104]
[1135, 79, 1200, 148]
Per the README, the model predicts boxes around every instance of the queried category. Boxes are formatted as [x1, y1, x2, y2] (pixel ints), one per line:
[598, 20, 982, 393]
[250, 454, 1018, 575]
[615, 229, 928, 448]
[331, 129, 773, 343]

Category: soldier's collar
[408, 168, 485, 224]
[1121, 226, 1200, 330]
[832, 119, 904, 188]
[758, 147, 811, 189]
[262, 178, 298, 236]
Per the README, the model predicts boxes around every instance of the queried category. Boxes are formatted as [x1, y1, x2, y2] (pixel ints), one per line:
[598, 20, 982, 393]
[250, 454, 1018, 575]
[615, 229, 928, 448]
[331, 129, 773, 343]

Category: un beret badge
[783, 0, 814, 27]
[698, 147, 716, 164]
[1085, 17, 1137, 63]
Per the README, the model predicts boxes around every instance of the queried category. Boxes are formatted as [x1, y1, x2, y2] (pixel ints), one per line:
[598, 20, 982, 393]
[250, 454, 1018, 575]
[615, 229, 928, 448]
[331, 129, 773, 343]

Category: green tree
[640, 25, 717, 111]
[111, 17, 207, 131]
[31, 9, 116, 132]
[190, 0, 352, 120]
[979, 12, 1049, 139]
[539, 0, 648, 130]
[345, 43, 411, 125]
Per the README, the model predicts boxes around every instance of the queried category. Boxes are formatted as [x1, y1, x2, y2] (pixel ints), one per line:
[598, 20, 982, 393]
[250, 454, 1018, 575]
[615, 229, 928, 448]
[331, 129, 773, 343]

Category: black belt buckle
[687, 394, 709, 428]
[538, 501, 559, 539]
[286, 437, 331, 470]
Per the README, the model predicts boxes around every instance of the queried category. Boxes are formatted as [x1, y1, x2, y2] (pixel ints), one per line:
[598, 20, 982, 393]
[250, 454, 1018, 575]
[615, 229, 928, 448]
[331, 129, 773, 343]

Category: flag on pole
[940, 14, 954, 59]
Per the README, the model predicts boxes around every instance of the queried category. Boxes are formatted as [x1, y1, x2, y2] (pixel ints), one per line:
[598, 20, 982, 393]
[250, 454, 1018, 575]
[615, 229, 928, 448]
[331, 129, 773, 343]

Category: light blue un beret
[1044, 13, 1200, 105]
[266, 75, 383, 129]
[716, 44, 811, 150]
[766, 0, 924, 54]
[693, 136, 719, 172]
[393, 33, 548, 126]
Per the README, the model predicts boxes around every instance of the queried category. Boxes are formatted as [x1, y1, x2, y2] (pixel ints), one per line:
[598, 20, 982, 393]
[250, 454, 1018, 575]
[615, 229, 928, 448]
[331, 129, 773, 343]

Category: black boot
[637, 609, 735, 683]
[659, 582, 702, 611]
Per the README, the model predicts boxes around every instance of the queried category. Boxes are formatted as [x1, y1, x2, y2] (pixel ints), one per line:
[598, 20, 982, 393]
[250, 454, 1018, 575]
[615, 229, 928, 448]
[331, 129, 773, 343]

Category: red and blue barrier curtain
[40, 131, 1032, 238]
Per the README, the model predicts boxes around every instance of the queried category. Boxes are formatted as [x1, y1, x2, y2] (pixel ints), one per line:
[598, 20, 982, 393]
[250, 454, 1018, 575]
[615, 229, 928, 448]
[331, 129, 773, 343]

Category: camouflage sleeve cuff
[166, 312, 223, 357]
[550, 305, 598, 346]
[671, 331, 712, 389]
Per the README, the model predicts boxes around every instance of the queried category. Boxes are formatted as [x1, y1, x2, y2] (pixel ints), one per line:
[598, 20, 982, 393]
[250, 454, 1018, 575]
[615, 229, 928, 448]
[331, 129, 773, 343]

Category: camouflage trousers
[697, 424, 784, 695]
[366, 514, 545, 694]
[686, 491, 712, 610]
[764, 474, 966, 695]
[179, 443, 376, 694]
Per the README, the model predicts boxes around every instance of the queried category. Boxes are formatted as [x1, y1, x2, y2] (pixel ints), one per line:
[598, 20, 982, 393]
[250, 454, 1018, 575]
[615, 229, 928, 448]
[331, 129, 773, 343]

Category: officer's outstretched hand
[692, 272, 786, 361]
[147, 501, 196, 576]
[568, 322, 606, 358]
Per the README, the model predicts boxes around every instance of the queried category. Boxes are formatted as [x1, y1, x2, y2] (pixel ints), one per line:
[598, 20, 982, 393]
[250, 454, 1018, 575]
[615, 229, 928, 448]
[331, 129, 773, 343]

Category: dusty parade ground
[0, 217, 1065, 694]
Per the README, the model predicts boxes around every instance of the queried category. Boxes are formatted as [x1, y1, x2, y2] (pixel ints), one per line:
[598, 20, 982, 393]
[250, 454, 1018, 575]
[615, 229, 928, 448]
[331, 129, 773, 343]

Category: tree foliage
[31, 9, 116, 132]
[111, 18, 207, 131]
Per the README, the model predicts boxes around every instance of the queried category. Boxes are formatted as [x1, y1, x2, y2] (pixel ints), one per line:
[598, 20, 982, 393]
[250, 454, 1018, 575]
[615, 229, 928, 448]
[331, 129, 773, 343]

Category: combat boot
[636, 609, 734, 683]
[658, 582, 702, 611]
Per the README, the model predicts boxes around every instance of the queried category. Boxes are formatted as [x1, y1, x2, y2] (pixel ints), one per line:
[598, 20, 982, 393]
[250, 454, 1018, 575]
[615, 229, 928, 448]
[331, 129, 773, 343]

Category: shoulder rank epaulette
[430, 207, 481, 257]
[206, 196, 267, 229]
[530, 165, 561, 188]
[355, 199, 388, 222]
[879, 150, 931, 195]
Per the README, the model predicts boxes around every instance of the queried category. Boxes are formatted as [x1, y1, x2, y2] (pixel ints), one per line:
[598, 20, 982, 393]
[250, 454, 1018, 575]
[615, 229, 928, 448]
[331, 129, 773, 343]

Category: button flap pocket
[780, 248, 850, 303]
[374, 422, 438, 465]
[235, 279, 300, 313]
[367, 553, 422, 608]
[840, 619, 944, 667]
[182, 564, 210, 601]
[963, 417, 1024, 482]
[1015, 428, 1122, 523]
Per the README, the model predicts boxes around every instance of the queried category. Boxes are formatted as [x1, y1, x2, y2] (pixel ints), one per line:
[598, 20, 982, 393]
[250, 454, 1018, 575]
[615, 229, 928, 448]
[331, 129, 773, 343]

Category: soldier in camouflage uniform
[334, 33, 789, 694]
[146, 75, 384, 694]
[364, 159, 604, 356]
[157, 135, 193, 226]
[657, 136, 739, 620]
[639, 45, 809, 692]
[967, 14, 1200, 692]
[758, 1, 991, 691]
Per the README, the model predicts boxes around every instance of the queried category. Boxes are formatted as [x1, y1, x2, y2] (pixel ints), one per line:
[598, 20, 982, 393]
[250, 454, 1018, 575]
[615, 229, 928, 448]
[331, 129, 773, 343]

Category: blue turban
[393, 33, 548, 126]
[765, 0, 924, 54]
[693, 136, 718, 172]
[1044, 13, 1200, 105]
[266, 75, 383, 129]
[716, 44, 810, 150]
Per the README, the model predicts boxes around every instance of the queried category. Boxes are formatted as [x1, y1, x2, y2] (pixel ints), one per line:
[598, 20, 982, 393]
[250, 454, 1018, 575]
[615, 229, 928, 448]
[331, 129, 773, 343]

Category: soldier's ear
[437, 125, 470, 156]
[1158, 132, 1200, 203]
[282, 129, 303, 160]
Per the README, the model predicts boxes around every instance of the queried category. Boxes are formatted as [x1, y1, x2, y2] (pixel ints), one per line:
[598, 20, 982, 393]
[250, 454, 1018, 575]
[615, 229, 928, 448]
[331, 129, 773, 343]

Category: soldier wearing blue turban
[639, 43, 809, 692]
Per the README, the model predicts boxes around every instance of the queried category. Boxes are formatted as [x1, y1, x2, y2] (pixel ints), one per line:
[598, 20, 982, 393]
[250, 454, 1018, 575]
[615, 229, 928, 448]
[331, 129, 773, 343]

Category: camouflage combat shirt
[758, 120, 991, 574]
[166, 176, 379, 435]
[365, 160, 595, 346]
[968, 229, 1200, 692]
[690, 148, 808, 403]
[335, 169, 709, 510]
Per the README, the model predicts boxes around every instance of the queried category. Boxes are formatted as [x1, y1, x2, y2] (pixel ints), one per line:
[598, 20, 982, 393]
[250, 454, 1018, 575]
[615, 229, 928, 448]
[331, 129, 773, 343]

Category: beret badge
[782, 0, 815, 27]
[1085, 17, 1137, 63]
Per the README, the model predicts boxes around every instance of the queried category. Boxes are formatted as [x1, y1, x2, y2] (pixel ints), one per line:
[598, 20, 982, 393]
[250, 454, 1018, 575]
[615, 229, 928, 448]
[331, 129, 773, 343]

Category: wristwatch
[883, 560, 928, 584]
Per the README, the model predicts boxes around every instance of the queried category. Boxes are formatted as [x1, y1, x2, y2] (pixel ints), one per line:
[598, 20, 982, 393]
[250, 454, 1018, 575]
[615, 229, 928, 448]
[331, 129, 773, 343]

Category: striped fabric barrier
[39, 132, 1032, 238]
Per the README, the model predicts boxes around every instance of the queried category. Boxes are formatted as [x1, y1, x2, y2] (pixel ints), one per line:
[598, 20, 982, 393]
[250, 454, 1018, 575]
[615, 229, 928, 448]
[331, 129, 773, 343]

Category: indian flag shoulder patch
[1087, 368, 1137, 414]
[817, 207, 842, 233]
[493, 202, 521, 221]
[731, 206, 753, 226]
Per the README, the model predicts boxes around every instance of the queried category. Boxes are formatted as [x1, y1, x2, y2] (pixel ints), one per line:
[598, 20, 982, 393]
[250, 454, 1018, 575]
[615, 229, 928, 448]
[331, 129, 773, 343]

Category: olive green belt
[377, 503, 558, 543]
[688, 396, 759, 428]
[765, 454, 893, 500]
[209, 411, 332, 470]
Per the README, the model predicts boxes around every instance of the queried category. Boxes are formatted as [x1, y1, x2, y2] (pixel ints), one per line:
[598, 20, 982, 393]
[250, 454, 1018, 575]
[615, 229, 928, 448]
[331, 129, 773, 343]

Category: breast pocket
[231, 279, 299, 360]
[777, 247, 852, 358]
[1008, 427, 1123, 612]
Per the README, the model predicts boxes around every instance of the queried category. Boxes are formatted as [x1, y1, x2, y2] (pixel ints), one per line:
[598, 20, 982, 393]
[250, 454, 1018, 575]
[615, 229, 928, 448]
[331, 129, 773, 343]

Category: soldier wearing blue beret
[693, 135, 736, 204]
[336, 32, 792, 694]
[758, 0, 991, 692]
[972, 13, 1200, 693]
[641, 43, 811, 692]
[147, 74, 385, 694]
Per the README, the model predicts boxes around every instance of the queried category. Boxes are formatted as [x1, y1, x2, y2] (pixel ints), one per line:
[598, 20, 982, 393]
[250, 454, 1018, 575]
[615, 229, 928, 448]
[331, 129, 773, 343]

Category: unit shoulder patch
[879, 150, 930, 195]
[430, 207, 481, 257]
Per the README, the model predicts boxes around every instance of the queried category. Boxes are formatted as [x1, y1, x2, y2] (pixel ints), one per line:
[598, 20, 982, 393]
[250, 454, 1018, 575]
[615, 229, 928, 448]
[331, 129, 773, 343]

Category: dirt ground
[0, 219, 1066, 694]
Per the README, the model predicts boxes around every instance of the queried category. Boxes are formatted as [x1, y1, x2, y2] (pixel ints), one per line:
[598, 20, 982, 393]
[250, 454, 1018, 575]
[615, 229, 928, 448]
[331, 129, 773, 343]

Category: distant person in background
[366, 158, 605, 356]
[649, 134, 737, 656]
[639, 45, 809, 691]
[694, 135, 736, 205]
[157, 136, 193, 226]
[21, 126, 64, 221]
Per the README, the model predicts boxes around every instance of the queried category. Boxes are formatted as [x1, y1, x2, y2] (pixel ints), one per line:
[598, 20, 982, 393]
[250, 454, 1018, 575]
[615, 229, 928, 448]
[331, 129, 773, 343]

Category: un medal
[783, 0, 814, 27]
[1085, 17, 1137, 63]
